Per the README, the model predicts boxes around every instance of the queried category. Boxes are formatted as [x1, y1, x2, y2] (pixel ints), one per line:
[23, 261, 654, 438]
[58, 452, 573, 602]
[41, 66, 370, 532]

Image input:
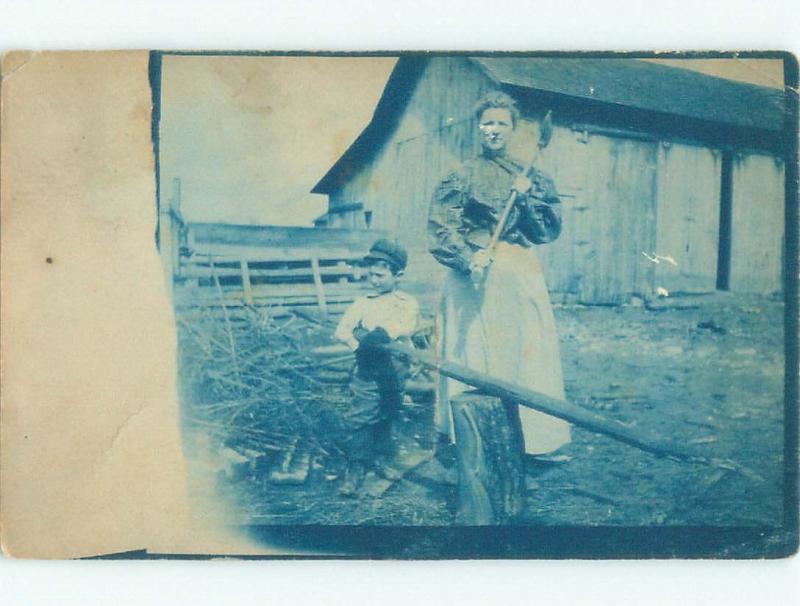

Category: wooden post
[337, 260, 349, 284]
[158, 177, 182, 297]
[310, 255, 328, 315]
[240, 258, 254, 306]
[184, 227, 199, 288]
[169, 177, 182, 280]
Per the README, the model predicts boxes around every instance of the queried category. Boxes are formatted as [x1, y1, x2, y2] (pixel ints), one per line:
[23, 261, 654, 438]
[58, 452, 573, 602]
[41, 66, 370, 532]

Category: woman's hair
[474, 91, 520, 127]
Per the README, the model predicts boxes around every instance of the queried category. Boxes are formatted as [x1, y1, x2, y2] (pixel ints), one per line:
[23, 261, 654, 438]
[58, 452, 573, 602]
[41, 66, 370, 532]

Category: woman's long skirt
[435, 241, 571, 455]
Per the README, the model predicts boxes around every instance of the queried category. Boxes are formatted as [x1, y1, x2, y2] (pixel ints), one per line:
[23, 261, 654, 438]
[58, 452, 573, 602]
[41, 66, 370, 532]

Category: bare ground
[183, 293, 786, 528]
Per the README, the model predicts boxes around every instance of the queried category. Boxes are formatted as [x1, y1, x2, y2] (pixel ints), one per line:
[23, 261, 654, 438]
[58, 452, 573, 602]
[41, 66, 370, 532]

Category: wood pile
[177, 304, 435, 485]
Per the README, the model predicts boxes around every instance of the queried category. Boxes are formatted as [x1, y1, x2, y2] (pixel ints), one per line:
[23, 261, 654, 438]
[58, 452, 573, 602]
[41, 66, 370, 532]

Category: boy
[334, 239, 419, 496]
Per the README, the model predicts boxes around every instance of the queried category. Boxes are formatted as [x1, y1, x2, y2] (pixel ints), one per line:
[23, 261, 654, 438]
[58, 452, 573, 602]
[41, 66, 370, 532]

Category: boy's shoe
[412, 457, 458, 486]
[338, 462, 366, 497]
[374, 458, 404, 481]
[433, 435, 456, 468]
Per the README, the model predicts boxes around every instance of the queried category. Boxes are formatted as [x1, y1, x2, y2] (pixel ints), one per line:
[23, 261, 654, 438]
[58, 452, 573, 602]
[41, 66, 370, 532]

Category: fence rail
[169, 221, 383, 316]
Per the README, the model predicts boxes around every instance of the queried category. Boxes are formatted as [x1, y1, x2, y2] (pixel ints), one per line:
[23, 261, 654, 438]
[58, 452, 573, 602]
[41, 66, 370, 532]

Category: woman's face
[479, 107, 514, 153]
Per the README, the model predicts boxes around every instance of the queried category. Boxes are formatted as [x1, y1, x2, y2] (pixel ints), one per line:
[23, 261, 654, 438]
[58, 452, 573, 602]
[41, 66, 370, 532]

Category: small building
[312, 56, 787, 304]
[159, 178, 385, 315]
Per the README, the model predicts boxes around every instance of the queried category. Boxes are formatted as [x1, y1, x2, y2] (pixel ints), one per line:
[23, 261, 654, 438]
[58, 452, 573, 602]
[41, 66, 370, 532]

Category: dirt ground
[187, 293, 786, 528]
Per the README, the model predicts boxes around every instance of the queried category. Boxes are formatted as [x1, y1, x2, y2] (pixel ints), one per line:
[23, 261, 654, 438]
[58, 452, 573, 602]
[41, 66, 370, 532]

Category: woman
[428, 92, 570, 521]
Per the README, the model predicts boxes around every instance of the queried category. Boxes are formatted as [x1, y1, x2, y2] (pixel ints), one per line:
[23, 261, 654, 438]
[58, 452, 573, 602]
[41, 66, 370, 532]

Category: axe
[470, 110, 554, 284]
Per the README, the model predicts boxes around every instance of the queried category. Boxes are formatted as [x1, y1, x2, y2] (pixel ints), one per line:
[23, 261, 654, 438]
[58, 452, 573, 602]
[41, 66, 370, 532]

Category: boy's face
[368, 261, 398, 294]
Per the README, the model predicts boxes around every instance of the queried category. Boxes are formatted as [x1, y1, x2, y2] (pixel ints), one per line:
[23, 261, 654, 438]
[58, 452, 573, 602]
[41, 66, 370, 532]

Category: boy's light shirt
[335, 290, 420, 351]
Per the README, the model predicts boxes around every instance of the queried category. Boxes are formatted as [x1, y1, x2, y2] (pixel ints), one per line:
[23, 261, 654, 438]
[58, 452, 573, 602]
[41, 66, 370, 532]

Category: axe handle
[483, 144, 544, 263]
[485, 189, 519, 254]
[483, 109, 554, 262]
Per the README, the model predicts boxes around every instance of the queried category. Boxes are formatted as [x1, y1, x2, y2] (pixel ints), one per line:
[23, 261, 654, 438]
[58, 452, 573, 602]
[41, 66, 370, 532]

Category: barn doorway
[716, 151, 734, 291]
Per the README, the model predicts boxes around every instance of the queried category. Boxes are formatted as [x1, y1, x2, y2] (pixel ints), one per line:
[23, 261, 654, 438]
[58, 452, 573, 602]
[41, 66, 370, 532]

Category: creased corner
[1, 51, 37, 81]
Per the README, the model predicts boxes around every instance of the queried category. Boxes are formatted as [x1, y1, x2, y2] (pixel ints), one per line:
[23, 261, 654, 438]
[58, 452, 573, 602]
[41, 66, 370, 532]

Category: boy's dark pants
[340, 349, 409, 467]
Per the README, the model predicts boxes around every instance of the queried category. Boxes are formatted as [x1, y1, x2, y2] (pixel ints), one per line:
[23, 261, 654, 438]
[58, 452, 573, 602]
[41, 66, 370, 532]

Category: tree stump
[451, 392, 525, 525]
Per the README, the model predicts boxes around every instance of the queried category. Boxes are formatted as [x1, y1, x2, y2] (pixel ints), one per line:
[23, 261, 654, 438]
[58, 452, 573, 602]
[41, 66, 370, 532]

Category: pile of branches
[177, 305, 355, 460]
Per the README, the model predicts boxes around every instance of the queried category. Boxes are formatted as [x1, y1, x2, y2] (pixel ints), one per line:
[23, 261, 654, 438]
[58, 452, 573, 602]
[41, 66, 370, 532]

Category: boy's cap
[364, 238, 408, 273]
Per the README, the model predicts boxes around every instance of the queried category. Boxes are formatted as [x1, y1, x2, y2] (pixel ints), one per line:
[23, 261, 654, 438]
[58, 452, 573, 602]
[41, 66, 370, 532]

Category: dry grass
[176, 300, 444, 525]
[177, 305, 354, 459]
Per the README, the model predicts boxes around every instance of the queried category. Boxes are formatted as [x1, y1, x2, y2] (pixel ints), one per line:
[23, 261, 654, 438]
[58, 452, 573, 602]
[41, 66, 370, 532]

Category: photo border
[147, 49, 799, 560]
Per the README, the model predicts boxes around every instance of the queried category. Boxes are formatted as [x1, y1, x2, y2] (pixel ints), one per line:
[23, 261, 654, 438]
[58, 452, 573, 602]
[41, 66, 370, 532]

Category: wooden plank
[361, 448, 433, 498]
[174, 296, 362, 312]
[175, 301, 353, 319]
[571, 123, 657, 143]
[569, 135, 657, 303]
[239, 258, 254, 305]
[178, 262, 367, 281]
[535, 125, 590, 298]
[310, 255, 328, 315]
[268, 442, 311, 485]
[184, 243, 369, 265]
[179, 281, 371, 299]
[654, 143, 721, 294]
[730, 153, 785, 293]
[173, 287, 368, 309]
[175, 286, 368, 303]
[385, 341, 757, 478]
[188, 222, 387, 250]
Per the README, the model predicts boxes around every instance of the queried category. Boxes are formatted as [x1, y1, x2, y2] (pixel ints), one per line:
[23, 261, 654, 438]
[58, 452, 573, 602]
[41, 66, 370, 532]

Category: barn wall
[323, 59, 785, 306]
[327, 57, 497, 306]
[653, 143, 722, 294]
[730, 153, 785, 293]
[328, 168, 371, 228]
[533, 126, 659, 303]
[330, 64, 668, 305]
[370, 56, 492, 242]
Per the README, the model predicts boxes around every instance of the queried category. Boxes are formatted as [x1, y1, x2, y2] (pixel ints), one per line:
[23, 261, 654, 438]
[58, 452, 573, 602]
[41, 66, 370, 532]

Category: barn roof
[313, 56, 786, 194]
[473, 57, 784, 132]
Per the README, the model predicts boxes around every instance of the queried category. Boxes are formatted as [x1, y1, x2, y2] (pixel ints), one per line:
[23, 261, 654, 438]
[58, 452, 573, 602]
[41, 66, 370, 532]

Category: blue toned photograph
[153, 52, 797, 558]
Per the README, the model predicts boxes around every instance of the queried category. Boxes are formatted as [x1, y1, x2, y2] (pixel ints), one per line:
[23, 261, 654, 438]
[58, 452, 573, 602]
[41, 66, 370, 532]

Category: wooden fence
[160, 181, 387, 316]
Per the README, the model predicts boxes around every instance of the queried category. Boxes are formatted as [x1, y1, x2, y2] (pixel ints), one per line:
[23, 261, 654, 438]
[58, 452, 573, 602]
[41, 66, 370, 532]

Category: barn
[311, 56, 788, 305]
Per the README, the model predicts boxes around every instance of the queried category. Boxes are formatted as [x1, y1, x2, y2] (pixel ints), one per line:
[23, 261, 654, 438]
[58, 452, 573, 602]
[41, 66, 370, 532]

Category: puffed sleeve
[517, 169, 562, 244]
[428, 169, 472, 273]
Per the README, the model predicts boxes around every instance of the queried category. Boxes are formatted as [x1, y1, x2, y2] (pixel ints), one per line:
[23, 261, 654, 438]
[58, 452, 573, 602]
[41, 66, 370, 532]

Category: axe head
[538, 110, 554, 150]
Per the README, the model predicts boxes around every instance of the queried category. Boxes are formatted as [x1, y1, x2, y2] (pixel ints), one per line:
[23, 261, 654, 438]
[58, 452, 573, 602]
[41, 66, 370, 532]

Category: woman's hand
[512, 173, 532, 194]
[470, 249, 492, 271]
[469, 249, 493, 285]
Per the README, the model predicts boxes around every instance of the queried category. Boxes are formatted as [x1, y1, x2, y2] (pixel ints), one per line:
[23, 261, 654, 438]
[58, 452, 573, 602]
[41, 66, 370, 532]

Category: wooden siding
[730, 153, 785, 293]
[331, 58, 667, 304]
[322, 56, 785, 304]
[535, 128, 658, 303]
[530, 123, 587, 299]
[653, 143, 722, 294]
[327, 57, 496, 307]
[330, 57, 492, 246]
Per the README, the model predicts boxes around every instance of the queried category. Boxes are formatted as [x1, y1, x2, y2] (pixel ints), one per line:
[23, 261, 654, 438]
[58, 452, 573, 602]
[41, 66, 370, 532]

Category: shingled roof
[473, 57, 784, 132]
[313, 56, 786, 194]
